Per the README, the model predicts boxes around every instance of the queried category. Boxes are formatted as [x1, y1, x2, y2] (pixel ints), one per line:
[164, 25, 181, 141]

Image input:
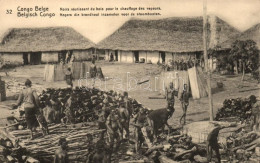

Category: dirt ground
[0, 61, 259, 127]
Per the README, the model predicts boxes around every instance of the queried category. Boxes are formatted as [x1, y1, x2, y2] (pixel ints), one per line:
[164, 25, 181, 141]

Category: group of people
[13, 78, 229, 163]
[163, 58, 202, 71]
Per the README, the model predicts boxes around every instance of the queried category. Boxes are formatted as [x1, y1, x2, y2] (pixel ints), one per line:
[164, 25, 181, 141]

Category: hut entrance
[115, 50, 118, 61]
[65, 51, 73, 63]
[133, 51, 139, 62]
[58, 51, 67, 63]
[23, 53, 29, 65]
[160, 51, 166, 63]
[30, 52, 42, 65]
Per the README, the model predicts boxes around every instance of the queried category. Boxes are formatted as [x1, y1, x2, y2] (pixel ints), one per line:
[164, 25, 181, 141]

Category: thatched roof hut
[97, 16, 240, 53]
[220, 23, 260, 49]
[0, 27, 95, 52]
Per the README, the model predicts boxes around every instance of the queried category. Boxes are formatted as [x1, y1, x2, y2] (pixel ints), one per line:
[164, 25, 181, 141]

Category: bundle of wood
[0, 131, 39, 163]
[5, 123, 104, 162]
[215, 96, 257, 123]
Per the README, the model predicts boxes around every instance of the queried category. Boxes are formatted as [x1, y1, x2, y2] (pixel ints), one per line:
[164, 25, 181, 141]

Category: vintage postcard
[0, 0, 259, 162]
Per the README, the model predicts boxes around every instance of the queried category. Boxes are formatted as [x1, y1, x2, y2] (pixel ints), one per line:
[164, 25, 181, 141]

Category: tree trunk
[241, 61, 245, 81]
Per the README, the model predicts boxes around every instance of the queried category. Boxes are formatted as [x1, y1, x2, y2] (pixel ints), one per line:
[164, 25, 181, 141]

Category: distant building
[97, 16, 240, 70]
[218, 23, 260, 73]
[220, 23, 260, 49]
[0, 27, 95, 65]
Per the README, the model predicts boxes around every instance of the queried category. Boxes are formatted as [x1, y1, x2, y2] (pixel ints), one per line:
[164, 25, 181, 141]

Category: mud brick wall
[42, 52, 59, 63]
[0, 53, 23, 65]
[73, 49, 92, 61]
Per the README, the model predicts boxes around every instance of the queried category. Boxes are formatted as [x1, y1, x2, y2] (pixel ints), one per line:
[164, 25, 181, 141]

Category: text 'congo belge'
[17, 6, 55, 18]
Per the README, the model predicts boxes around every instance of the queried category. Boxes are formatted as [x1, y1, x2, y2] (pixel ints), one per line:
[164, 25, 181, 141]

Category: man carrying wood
[179, 84, 190, 125]
[106, 109, 122, 152]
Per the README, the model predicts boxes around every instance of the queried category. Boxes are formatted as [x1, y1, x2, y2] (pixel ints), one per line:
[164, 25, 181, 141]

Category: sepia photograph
[0, 0, 259, 162]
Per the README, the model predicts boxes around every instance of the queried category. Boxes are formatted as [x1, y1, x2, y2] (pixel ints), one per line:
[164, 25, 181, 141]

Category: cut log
[232, 137, 260, 152]
[245, 144, 257, 151]
[159, 155, 180, 163]
[193, 155, 207, 163]
[26, 157, 40, 163]
[148, 96, 166, 99]
[174, 146, 197, 160]
[119, 160, 145, 163]
[145, 145, 164, 155]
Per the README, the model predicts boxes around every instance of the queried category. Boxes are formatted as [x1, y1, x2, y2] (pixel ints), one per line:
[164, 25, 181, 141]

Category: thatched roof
[0, 27, 95, 52]
[97, 16, 240, 53]
[220, 23, 260, 49]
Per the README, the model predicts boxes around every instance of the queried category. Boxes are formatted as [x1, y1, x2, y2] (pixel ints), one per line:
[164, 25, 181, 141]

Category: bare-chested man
[118, 102, 130, 140]
[54, 138, 69, 163]
[106, 109, 122, 152]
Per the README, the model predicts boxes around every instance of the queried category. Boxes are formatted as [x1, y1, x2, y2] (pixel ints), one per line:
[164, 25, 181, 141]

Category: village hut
[0, 27, 95, 65]
[97, 15, 240, 70]
[220, 23, 260, 49]
[217, 23, 260, 73]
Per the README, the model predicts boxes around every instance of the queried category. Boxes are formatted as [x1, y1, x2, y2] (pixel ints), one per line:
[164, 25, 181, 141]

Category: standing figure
[64, 68, 73, 88]
[43, 100, 56, 124]
[90, 59, 97, 78]
[106, 109, 122, 152]
[165, 82, 175, 108]
[98, 99, 110, 140]
[133, 108, 147, 152]
[207, 124, 223, 163]
[91, 140, 110, 163]
[109, 53, 114, 62]
[250, 95, 260, 131]
[13, 79, 40, 139]
[54, 138, 69, 163]
[62, 93, 75, 124]
[118, 102, 130, 141]
[179, 84, 190, 125]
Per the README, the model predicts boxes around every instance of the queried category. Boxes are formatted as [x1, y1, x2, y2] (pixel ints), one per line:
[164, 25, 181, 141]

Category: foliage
[229, 40, 259, 80]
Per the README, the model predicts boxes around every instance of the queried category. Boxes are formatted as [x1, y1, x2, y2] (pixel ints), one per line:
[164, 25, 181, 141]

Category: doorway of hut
[58, 51, 67, 64]
[133, 51, 139, 63]
[30, 52, 42, 65]
[160, 51, 166, 63]
[115, 50, 118, 61]
[23, 53, 29, 65]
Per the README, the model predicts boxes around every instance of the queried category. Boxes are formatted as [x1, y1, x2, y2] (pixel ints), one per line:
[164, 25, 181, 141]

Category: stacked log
[215, 96, 257, 123]
[5, 123, 103, 162]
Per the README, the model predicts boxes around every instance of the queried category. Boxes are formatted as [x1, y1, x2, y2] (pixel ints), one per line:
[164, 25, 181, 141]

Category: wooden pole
[203, 0, 214, 121]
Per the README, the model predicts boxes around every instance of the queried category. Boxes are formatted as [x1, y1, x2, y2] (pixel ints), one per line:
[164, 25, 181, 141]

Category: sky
[0, 0, 259, 43]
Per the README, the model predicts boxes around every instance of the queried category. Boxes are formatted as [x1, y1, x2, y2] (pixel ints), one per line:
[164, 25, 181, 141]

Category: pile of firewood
[215, 96, 257, 123]
[6, 123, 104, 162]
[0, 133, 39, 163]
[225, 130, 260, 162]
[38, 87, 145, 124]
